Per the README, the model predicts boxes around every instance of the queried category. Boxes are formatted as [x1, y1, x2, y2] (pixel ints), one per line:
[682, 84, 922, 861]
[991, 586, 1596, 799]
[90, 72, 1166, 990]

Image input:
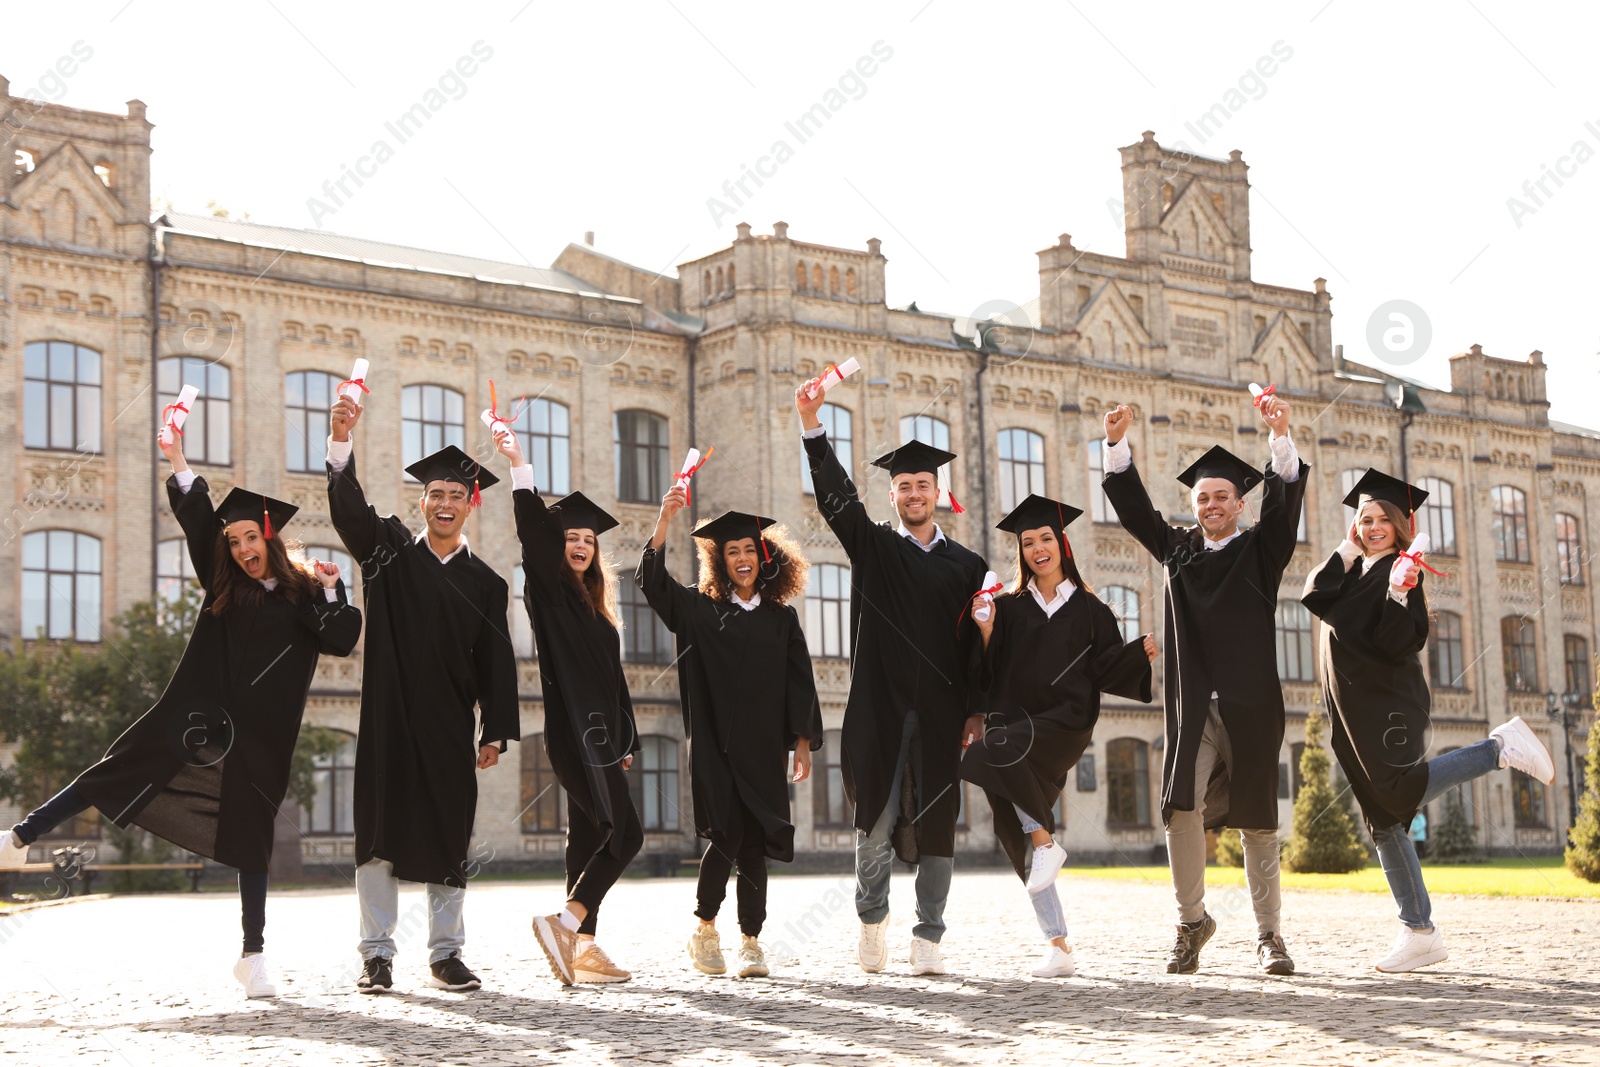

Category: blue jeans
[356, 858, 466, 964]
[1017, 805, 1067, 941]
[1374, 737, 1500, 930]
[855, 711, 954, 943]
[12, 784, 91, 844]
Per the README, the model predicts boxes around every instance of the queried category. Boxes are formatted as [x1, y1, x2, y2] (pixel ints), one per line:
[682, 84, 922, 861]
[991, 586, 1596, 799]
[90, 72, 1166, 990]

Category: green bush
[1284, 707, 1369, 874]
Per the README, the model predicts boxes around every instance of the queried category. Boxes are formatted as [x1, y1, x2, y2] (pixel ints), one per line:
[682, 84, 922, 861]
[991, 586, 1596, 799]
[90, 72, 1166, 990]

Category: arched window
[806, 563, 851, 659]
[795, 261, 808, 291]
[1415, 477, 1456, 554]
[845, 268, 857, 298]
[619, 575, 672, 664]
[715, 266, 725, 296]
[302, 730, 357, 835]
[1512, 770, 1547, 828]
[1501, 615, 1538, 692]
[158, 355, 230, 465]
[727, 264, 735, 292]
[1491, 486, 1530, 562]
[812, 264, 824, 292]
[284, 370, 337, 473]
[1102, 586, 1140, 644]
[1565, 634, 1593, 704]
[520, 733, 565, 833]
[21, 530, 101, 641]
[1557, 513, 1583, 585]
[630, 735, 681, 831]
[1086, 439, 1122, 523]
[510, 397, 571, 496]
[24, 341, 102, 453]
[828, 265, 840, 296]
[511, 564, 534, 658]
[702, 270, 712, 304]
[813, 728, 849, 829]
[803, 403, 851, 495]
[302, 545, 355, 603]
[614, 409, 670, 502]
[899, 414, 953, 509]
[996, 428, 1045, 513]
[1105, 738, 1151, 828]
[1276, 600, 1314, 683]
[1429, 611, 1466, 689]
[401, 384, 465, 478]
[157, 537, 198, 605]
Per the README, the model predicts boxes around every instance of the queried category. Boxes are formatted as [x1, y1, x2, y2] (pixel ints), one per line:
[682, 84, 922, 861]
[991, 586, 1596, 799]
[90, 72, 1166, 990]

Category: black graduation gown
[512, 487, 639, 859]
[327, 452, 520, 888]
[1102, 455, 1309, 830]
[804, 431, 989, 861]
[635, 546, 824, 862]
[71, 475, 362, 873]
[1302, 549, 1432, 833]
[961, 588, 1153, 880]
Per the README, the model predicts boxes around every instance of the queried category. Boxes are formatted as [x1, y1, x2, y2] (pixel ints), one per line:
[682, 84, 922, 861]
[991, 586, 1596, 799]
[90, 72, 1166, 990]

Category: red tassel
[262, 507, 274, 541]
[1063, 536, 1072, 559]
[471, 477, 483, 509]
[946, 490, 966, 514]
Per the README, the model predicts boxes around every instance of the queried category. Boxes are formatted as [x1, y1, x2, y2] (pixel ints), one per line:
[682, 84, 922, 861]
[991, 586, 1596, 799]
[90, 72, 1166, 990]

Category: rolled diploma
[1248, 382, 1266, 399]
[161, 384, 200, 445]
[338, 359, 370, 404]
[481, 408, 513, 445]
[1392, 531, 1431, 587]
[972, 569, 1001, 622]
[809, 357, 861, 399]
[675, 448, 701, 489]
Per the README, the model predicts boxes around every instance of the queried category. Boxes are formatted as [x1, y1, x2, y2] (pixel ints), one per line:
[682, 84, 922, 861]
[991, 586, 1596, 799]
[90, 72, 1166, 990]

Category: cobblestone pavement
[1, 870, 1597, 1066]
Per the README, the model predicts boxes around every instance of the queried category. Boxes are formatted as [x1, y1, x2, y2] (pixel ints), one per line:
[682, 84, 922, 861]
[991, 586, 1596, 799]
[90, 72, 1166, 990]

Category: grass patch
[1064, 856, 1600, 900]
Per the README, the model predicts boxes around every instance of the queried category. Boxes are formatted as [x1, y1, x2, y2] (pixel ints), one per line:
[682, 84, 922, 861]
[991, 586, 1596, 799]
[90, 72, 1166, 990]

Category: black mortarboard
[871, 439, 957, 479]
[404, 444, 500, 503]
[1176, 445, 1263, 494]
[1343, 468, 1429, 516]
[995, 494, 1084, 537]
[692, 510, 777, 544]
[217, 488, 298, 541]
[551, 491, 619, 535]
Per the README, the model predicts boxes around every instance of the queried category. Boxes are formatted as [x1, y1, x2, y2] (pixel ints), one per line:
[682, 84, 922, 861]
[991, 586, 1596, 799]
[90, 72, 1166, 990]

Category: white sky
[6, 1, 1597, 427]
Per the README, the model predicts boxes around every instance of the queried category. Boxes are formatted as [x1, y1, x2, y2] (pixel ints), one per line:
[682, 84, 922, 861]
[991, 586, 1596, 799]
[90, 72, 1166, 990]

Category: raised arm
[1098, 405, 1182, 563]
[1255, 395, 1310, 575]
[492, 427, 568, 601]
[325, 398, 405, 568]
[159, 429, 218, 585]
[295, 567, 363, 657]
[636, 485, 701, 633]
[797, 379, 878, 561]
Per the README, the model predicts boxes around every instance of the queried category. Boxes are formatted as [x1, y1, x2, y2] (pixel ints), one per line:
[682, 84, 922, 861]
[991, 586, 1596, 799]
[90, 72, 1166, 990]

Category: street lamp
[1545, 689, 1583, 833]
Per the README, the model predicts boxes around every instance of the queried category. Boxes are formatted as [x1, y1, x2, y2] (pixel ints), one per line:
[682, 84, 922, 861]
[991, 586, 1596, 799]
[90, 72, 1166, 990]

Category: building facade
[2, 83, 1594, 872]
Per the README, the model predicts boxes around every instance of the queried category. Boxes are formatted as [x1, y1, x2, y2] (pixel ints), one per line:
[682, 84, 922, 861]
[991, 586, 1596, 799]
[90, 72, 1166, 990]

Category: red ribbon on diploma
[677, 447, 715, 505]
[337, 377, 369, 397]
[161, 401, 189, 436]
[958, 578, 1005, 629]
[1252, 383, 1277, 408]
[1396, 548, 1450, 579]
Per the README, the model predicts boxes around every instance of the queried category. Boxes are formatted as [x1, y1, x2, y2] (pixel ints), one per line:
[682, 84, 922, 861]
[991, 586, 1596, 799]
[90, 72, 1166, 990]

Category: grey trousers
[1165, 700, 1282, 937]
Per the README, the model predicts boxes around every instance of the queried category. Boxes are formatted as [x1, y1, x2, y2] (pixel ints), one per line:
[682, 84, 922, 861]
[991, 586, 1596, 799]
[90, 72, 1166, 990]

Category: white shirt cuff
[1269, 433, 1301, 483]
[801, 425, 826, 440]
[323, 587, 339, 603]
[1104, 436, 1132, 474]
[174, 469, 196, 493]
[326, 436, 353, 471]
[510, 465, 536, 491]
[1387, 584, 1411, 605]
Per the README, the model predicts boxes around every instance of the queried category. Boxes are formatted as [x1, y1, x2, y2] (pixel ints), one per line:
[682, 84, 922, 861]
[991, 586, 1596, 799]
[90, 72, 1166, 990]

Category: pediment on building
[1075, 279, 1153, 365]
[1250, 310, 1322, 384]
[1159, 179, 1234, 262]
[10, 143, 126, 247]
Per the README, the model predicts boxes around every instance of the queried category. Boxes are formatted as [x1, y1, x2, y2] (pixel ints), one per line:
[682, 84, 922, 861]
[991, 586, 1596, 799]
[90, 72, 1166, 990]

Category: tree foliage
[1284, 707, 1369, 874]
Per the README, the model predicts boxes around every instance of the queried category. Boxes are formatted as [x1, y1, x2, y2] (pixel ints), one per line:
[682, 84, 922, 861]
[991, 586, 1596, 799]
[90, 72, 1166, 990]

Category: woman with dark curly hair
[637, 485, 823, 979]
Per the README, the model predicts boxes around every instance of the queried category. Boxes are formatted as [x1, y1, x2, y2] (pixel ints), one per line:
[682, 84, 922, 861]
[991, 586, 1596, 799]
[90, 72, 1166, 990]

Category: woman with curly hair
[637, 485, 823, 979]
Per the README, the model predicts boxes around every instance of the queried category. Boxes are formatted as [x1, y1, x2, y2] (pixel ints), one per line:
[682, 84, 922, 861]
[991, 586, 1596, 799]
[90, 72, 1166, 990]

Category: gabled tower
[1119, 130, 1252, 281]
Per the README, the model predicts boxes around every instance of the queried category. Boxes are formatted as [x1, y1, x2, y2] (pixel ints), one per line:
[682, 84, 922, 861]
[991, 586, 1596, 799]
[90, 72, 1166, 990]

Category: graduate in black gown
[325, 398, 520, 995]
[1099, 396, 1307, 976]
[962, 494, 1156, 978]
[1302, 468, 1556, 973]
[491, 429, 642, 987]
[638, 489, 824, 979]
[795, 378, 989, 976]
[1, 430, 361, 999]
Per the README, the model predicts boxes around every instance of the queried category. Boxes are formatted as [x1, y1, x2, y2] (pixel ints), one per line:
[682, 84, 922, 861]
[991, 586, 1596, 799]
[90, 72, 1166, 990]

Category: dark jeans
[694, 802, 769, 937]
[565, 796, 644, 936]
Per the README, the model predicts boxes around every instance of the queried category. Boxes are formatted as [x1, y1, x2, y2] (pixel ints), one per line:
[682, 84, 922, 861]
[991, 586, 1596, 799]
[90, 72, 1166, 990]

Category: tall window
[620, 574, 673, 664]
[1105, 738, 1151, 828]
[1501, 615, 1538, 692]
[1492, 486, 1530, 562]
[511, 397, 571, 496]
[511, 564, 534, 658]
[303, 546, 355, 602]
[1415, 477, 1456, 554]
[24, 341, 102, 452]
[1087, 440, 1120, 523]
[899, 414, 952, 509]
[284, 370, 336, 473]
[157, 537, 198, 604]
[630, 735, 681, 831]
[1556, 513, 1583, 585]
[1102, 585, 1140, 644]
[520, 735, 564, 833]
[1565, 634, 1592, 704]
[158, 356, 230, 465]
[1340, 468, 1365, 528]
[614, 409, 670, 503]
[401, 384, 465, 478]
[806, 563, 851, 658]
[1276, 600, 1315, 683]
[1512, 770, 1547, 828]
[813, 728, 849, 828]
[802, 403, 852, 495]
[21, 531, 101, 641]
[302, 730, 357, 835]
[996, 428, 1046, 513]
[1429, 611, 1466, 689]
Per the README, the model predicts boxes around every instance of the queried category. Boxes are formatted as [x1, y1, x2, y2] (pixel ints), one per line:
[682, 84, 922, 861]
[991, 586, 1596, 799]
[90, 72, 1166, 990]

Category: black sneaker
[1165, 912, 1217, 974]
[357, 955, 394, 994]
[1257, 933, 1296, 976]
[428, 952, 482, 991]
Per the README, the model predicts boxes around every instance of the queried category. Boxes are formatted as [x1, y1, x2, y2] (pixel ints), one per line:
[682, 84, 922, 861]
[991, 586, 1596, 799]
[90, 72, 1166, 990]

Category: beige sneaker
[688, 923, 726, 975]
[737, 935, 769, 978]
[574, 941, 631, 984]
[531, 913, 579, 986]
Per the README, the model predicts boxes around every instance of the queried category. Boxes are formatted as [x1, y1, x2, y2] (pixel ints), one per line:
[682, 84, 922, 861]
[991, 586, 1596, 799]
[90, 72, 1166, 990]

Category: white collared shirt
[416, 530, 471, 565]
[1202, 529, 1245, 551]
[898, 522, 946, 552]
[1027, 577, 1076, 618]
[730, 590, 762, 611]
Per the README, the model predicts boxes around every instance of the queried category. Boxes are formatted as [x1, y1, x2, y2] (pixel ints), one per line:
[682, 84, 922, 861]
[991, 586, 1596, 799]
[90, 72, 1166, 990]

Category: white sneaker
[1025, 841, 1067, 894]
[0, 830, 28, 870]
[1030, 944, 1076, 978]
[909, 936, 946, 975]
[1374, 924, 1448, 973]
[232, 953, 278, 998]
[858, 915, 889, 974]
[1491, 717, 1555, 784]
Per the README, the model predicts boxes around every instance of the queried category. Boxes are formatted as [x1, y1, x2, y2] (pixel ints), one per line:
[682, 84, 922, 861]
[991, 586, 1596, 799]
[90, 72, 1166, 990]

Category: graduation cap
[996, 493, 1083, 559]
[870, 439, 966, 513]
[405, 444, 499, 507]
[1176, 445, 1263, 495]
[551, 491, 619, 536]
[1343, 468, 1429, 517]
[693, 510, 777, 563]
[217, 488, 297, 541]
